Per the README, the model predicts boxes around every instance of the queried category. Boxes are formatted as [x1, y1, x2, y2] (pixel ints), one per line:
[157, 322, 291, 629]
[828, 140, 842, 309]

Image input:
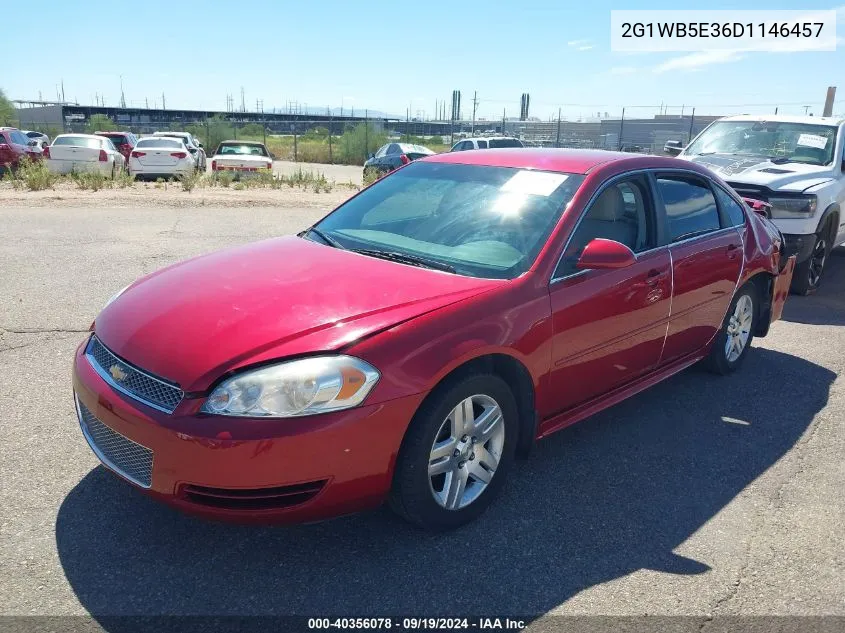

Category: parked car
[23, 130, 50, 149]
[450, 137, 524, 151]
[153, 131, 206, 171]
[44, 134, 126, 176]
[72, 149, 795, 530]
[128, 137, 196, 180]
[364, 142, 434, 178]
[664, 139, 684, 156]
[0, 127, 43, 172]
[210, 140, 274, 175]
[94, 131, 138, 164]
[676, 114, 845, 294]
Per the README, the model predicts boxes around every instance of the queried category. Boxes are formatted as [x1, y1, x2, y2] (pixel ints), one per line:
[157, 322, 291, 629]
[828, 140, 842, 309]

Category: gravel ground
[0, 206, 842, 630]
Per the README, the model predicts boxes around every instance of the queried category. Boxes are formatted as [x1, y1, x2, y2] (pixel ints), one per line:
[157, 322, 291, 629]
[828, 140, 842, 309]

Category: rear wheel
[791, 232, 828, 295]
[705, 283, 757, 375]
[390, 373, 518, 530]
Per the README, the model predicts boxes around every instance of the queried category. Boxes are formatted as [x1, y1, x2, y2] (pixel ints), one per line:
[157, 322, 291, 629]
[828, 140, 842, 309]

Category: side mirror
[367, 152, 375, 160]
[28, 140, 39, 147]
[197, 142, 203, 149]
[576, 238, 637, 270]
[664, 140, 684, 156]
[269, 152, 277, 160]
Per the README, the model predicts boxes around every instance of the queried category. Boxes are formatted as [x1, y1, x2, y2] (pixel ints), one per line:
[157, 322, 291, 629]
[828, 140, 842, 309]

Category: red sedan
[72, 149, 795, 530]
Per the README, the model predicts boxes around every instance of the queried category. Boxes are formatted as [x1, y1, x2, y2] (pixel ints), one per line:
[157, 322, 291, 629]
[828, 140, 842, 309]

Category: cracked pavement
[0, 206, 842, 628]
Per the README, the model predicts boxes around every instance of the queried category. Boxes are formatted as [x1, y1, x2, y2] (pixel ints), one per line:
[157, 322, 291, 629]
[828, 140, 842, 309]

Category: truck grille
[726, 182, 770, 203]
[86, 336, 183, 413]
[76, 397, 153, 488]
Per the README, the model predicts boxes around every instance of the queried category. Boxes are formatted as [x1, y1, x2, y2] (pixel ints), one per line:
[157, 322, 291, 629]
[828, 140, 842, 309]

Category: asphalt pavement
[0, 206, 842, 630]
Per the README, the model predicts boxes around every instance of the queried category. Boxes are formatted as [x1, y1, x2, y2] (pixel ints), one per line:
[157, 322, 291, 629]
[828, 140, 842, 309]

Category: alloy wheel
[725, 294, 754, 362]
[428, 394, 505, 510]
[808, 238, 827, 289]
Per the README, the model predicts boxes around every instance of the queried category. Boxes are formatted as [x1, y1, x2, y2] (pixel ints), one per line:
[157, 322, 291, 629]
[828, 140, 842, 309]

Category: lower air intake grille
[76, 397, 154, 488]
[182, 481, 326, 510]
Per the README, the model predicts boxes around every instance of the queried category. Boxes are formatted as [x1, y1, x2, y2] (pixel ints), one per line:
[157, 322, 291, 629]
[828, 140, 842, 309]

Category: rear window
[53, 137, 103, 149]
[101, 135, 128, 145]
[215, 143, 269, 157]
[136, 138, 183, 149]
[489, 138, 523, 148]
[10, 130, 30, 145]
[26, 131, 42, 138]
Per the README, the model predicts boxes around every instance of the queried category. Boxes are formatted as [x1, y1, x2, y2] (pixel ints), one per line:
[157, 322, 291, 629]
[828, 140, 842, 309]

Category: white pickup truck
[674, 114, 845, 294]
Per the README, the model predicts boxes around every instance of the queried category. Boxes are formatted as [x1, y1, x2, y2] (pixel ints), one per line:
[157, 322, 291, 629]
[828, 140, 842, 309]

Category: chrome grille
[86, 336, 183, 413]
[76, 397, 153, 488]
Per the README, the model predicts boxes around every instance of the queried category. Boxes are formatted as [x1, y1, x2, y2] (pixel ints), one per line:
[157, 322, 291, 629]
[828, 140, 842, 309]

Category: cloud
[653, 50, 744, 73]
[610, 66, 639, 75]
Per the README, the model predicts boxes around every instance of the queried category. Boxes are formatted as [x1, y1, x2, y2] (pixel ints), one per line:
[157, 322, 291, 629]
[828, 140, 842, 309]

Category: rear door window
[476, 140, 488, 149]
[655, 175, 721, 242]
[489, 138, 523, 148]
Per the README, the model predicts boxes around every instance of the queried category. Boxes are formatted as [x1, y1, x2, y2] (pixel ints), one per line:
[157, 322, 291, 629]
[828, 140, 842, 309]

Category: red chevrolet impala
[72, 149, 795, 530]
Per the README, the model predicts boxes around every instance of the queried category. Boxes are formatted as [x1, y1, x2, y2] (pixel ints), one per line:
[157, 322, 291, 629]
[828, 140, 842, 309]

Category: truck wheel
[791, 232, 828, 295]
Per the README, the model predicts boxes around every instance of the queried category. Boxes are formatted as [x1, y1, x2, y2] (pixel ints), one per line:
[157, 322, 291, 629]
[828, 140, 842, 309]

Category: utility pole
[146, 97, 149, 109]
[618, 107, 626, 150]
[119, 75, 126, 108]
[823, 86, 837, 117]
[804, 105, 810, 115]
[502, 108, 506, 134]
[61, 80, 65, 103]
[162, 93, 166, 110]
[556, 107, 562, 147]
[240, 87, 245, 112]
[471, 91, 478, 134]
[687, 107, 696, 143]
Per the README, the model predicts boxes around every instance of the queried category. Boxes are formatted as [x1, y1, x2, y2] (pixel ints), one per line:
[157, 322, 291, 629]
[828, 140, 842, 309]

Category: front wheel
[791, 233, 828, 295]
[705, 283, 757, 375]
[390, 373, 518, 530]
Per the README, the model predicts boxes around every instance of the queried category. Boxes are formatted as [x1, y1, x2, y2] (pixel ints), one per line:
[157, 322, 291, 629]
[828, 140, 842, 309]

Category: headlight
[768, 196, 817, 219]
[103, 284, 130, 310]
[202, 355, 380, 418]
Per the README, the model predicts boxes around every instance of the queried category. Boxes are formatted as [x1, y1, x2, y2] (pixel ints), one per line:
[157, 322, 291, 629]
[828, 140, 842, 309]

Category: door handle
[727, 243, 740, 259]
[645, 269, 663, 287]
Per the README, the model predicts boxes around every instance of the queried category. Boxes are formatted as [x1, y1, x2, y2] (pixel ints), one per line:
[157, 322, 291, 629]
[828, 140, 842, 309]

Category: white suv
[450, 137, 524, 151]
[677, 114, 845, 294]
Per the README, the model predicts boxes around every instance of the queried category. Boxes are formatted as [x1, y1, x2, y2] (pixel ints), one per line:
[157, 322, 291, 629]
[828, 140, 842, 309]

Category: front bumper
[782, 233, 816, 263]
[72, 338, 423, 523]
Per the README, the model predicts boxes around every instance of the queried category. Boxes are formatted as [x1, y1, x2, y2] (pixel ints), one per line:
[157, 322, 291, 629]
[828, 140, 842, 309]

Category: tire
[791, 232, 829, 296]
[705, 282, 758, 375]
[390, 373, 518, 530]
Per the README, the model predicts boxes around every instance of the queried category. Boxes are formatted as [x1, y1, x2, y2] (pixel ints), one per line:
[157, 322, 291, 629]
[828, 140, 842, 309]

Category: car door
[547, 173, 672, 413]
[655, 172, 743, 364]
[0, 132, 14, 167]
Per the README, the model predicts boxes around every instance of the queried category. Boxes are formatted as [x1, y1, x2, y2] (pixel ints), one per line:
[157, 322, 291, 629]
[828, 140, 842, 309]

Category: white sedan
[44, 134, 126, 176]
[128, 137, 196, 180]
[210, 140, 274, 176]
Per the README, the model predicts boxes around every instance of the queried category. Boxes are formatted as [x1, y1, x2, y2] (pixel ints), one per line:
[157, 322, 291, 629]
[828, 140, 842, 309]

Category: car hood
[680, 153, 835, 192]
[94, 236, 501, 392]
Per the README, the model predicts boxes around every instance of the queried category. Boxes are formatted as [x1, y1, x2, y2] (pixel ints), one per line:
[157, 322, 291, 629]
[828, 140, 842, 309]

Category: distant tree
[0, 88, 18, 126]
[85, 114, 117, 133]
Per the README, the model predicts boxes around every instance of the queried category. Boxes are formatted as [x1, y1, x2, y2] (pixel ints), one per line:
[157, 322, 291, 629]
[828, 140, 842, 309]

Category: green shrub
[181, 170, 201, 192]
[70, 168, 111, 191]
[3, 159, 59, 191]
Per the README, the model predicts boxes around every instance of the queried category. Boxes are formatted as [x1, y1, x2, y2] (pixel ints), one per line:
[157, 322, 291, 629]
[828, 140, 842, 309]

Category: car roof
[717, 114, 845, 126]
[424, 148, 668, 174]
[459, 137, 520, 142]
[96, 131, 132, 135]
[154, 131, 190, 135]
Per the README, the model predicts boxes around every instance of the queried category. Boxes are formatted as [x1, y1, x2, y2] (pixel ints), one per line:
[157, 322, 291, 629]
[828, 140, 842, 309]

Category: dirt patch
[0, 180, 357, 209]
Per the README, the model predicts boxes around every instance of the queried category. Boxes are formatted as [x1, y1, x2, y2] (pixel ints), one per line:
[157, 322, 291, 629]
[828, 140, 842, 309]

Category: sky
[3, 0, 844, 121]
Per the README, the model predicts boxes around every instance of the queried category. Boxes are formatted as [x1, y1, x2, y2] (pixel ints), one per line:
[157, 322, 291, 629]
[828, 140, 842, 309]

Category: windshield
[312, 162, 584, 279]
[216, 143, 269, 157]
[686, 120, 838, 166]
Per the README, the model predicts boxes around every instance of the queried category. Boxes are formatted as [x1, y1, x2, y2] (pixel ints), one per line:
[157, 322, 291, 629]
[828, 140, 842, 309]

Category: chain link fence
[15, 101, 841, 165]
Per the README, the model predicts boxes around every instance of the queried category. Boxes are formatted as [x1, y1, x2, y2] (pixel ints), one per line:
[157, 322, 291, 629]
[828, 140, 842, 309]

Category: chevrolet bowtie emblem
[109, 364, 127, 382]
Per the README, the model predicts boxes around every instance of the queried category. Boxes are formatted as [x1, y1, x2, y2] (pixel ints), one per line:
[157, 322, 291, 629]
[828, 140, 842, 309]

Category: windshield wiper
[768, 156, 798, 165]
[352, 248, 457, 273]
[303, 227, 345, 249]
